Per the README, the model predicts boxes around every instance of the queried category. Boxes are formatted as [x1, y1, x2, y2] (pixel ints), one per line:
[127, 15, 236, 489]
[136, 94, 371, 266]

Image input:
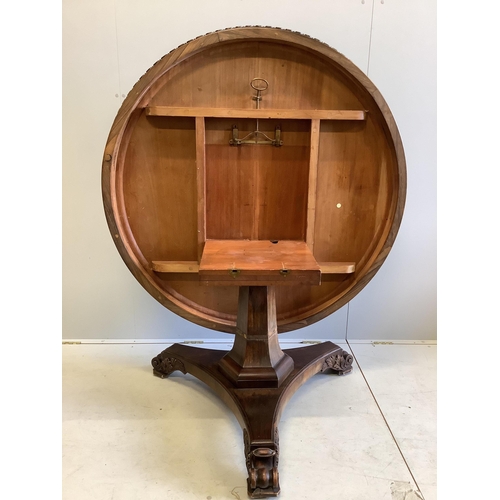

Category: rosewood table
[102, 27, 406, 498]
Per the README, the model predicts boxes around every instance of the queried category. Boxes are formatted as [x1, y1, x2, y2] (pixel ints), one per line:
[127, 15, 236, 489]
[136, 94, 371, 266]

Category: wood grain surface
[199, 240, 321, 286]
[147, 106, 366, 120]
[102, 27, 406, 333]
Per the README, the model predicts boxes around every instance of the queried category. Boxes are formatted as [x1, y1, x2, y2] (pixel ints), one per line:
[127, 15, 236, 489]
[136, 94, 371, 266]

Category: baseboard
[347, 339, 437, 345]
[62, 338, 436, 345]
[61, 338, 346, 345]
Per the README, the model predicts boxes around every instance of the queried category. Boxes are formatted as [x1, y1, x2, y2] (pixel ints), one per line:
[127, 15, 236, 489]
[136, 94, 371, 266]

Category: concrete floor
[62, 342, 436, 500]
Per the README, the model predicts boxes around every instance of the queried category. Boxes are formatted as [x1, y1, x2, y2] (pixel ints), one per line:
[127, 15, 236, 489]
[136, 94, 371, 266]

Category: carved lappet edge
[321, 349, 353, 374]
[243, 428, 280, 498]
[274, 426, 279, 468]
[151, 352, 186, 378]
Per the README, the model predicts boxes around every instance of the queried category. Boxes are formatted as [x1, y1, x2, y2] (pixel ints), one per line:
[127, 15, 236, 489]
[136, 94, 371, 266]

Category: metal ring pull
[250, 78, 269, 92]
[251, 78, 269, 109]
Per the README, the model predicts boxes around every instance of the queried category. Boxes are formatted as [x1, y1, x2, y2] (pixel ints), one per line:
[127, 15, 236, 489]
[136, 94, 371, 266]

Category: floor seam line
[345, 340, 425, 499]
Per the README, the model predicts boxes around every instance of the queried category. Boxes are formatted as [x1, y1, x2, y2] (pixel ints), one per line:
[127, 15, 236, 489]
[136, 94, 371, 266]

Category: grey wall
[62, 0, 436, 341]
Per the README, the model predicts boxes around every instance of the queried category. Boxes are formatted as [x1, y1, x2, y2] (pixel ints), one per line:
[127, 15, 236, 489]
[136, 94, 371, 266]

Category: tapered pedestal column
[152, 287, 353, 498]
[218, 286, 294, 388]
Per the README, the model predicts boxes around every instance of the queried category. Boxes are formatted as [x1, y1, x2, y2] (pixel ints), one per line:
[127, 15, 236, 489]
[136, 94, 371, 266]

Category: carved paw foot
[151, 353, 186, 378]
[244, 429, 280, 498]
[321, 349, 353, 375]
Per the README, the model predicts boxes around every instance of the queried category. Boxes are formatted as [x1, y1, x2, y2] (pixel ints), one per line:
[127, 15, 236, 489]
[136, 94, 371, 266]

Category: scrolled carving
[243, 428, 252, 472]
[321, 350, 353, 374]
[151, 353, 186, 377]
[243, 428, 280, 497]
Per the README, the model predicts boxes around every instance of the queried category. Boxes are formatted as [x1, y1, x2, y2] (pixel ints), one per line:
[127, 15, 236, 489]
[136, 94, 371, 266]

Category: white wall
[62, 0, 436, 341]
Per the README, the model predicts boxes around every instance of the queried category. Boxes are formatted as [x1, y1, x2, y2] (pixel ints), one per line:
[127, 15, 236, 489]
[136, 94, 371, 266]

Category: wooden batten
[195, 116, 206, 261]
[152, 261, 200, 273]
[146, 106, 366, 121]
[319, 262, 356, 274]
[151, 260, 354, 275]
[306, 119, 321, 252]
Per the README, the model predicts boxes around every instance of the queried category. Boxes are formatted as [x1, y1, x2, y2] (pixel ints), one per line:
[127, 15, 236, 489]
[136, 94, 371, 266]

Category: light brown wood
[205, 119, 310, 241]
[119, 116, 198, 264]
[151, 260, 354, 275]
[319, 262, 356, 274]
[312, 119, 396, 276]
[199, 240, 320, 286]
[306, 119, 321, 251]
[195, 116, 206, 261]
[102, 27, 406, 333]
[152, 261, 200, 273]
[147, 106, 366, 120]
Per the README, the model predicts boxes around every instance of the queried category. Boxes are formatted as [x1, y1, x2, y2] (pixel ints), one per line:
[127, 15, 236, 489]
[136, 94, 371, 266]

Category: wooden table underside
[101, 28, 405, 498]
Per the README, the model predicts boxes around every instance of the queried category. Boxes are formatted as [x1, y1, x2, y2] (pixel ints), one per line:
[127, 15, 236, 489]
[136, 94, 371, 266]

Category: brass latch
[229, 124, 282, 147]
[229, 78, 283, 147]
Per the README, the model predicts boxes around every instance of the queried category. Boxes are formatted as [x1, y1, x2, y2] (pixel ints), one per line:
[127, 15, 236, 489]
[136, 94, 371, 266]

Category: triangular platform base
[152, 340, 353, 498]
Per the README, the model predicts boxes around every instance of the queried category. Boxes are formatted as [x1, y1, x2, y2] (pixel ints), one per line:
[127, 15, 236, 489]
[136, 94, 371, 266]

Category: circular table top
[102, 27, 406, 334]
